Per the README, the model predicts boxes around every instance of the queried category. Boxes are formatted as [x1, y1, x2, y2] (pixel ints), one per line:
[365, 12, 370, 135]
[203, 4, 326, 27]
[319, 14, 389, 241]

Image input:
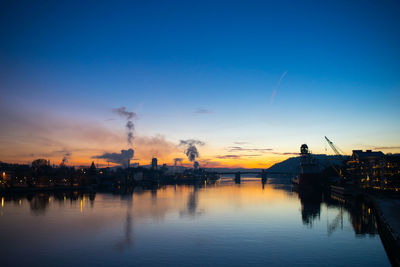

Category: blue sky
[1, 0, 399, 167]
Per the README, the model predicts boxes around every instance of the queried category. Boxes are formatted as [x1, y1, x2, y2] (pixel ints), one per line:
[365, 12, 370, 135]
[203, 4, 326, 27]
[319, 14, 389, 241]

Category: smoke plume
[174, 158, 183, 166]
[179, 139, 205, 162]
[113, 107, 137, 145]
[93, 149, 134, 168]
[61, 152, 71, 165]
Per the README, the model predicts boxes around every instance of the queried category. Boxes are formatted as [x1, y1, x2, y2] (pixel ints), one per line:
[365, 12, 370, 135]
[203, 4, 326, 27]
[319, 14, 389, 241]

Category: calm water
[0, 178, 391, 266]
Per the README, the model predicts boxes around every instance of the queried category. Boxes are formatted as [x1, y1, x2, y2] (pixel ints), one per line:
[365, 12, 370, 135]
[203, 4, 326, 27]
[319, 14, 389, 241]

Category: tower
[151, 158, 158, 170]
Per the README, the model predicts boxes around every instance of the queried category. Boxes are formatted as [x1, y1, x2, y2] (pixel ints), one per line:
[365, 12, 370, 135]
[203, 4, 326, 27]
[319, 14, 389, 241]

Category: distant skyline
[1, 0, 399, 168]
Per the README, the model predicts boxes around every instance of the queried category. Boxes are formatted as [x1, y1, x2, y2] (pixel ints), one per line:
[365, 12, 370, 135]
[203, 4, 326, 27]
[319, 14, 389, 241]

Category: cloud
[216, 154, 262, 159]
[196, 159, 249, 169]
[193, 108, 213, 114]
[134, 135, 178, 160]
[272, 152, 299, 156]
[0, 108, 124, 164]
[233, 141, 249, 145]
[93, 149, 134, 168]
[225, 146, 298, 157]
[28, 149, 73, 162]
[228, 146, 273, 152]
[216, 155, 241, 159]
[373, 146, 400, 150]
[270, 71, 288, 104]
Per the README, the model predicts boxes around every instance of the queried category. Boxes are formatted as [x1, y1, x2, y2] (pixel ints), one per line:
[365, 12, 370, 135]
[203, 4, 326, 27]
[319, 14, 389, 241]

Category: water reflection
[115, 193, 133, 251]
[0, 180, 390, 266]
[0, 191, 97, 216]
[180, 185, 203, 217]
[0, 184, 381, 238]
[296, 188, 323, 227]
[293, 187, 378, 237]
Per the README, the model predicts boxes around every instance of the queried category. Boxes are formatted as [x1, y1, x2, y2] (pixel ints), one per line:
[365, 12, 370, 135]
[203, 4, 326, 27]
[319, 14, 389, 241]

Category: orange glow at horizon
[0, 152, 288, 169]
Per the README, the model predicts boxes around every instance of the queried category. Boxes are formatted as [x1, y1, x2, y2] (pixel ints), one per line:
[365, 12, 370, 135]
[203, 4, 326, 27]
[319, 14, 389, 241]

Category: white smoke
[179, 139, 205, 162]
[93, 149, 134, 168]
[113, 107, 137, 145]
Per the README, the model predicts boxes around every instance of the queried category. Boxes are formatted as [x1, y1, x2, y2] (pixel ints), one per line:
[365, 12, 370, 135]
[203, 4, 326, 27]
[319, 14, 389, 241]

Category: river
[0, 177, 391, 266]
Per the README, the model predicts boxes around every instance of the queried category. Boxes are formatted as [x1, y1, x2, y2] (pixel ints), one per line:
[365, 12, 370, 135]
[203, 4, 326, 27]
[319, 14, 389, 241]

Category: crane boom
[324, 136, 345, 177]
[325, 136, 344, 156]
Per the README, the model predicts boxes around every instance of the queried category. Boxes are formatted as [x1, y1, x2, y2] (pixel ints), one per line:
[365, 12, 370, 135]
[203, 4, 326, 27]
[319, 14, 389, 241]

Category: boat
[293, 144, 321, 187]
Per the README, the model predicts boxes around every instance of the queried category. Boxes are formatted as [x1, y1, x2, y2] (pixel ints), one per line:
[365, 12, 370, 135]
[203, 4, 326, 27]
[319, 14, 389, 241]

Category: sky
[1, 0, 400, 168]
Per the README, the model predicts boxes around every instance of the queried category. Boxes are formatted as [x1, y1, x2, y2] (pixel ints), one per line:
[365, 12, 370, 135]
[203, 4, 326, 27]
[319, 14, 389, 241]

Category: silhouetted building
[151, 158, 158, 170]
[160, 163, 168, 173]
[347, 150, 384, 187]
[384, 154, 400, 188]
[347, 150, 400, 189]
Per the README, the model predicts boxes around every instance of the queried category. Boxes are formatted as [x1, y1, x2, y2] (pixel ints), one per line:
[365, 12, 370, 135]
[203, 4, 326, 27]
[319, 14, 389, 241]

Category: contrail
[270, 71, 287, 104]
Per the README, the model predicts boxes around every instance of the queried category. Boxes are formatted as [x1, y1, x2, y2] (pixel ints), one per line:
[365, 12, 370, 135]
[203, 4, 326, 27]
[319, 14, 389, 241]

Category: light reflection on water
[0, 178, 391, 266]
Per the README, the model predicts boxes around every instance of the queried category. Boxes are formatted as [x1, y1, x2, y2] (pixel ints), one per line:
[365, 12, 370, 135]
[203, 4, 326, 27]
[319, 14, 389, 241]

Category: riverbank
[331, 185, 400, 266]
[369, 196, 400, 266]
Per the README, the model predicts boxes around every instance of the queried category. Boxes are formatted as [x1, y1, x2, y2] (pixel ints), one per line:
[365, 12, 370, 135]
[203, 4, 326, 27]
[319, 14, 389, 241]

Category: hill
[266, 154, 348, 175]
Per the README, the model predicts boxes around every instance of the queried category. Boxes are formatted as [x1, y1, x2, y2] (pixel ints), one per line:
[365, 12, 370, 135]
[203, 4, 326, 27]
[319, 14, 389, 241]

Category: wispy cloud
[270, 71, 288, 104]
[373, 146, 400, 150]
[233, 141, 249, 145]
[216, 154, 262, 159]
[272, 152, 299, 156]
[216, 155, 241, 159]
[193, 108, 213, 114]
[225, 146, 298, 156]
[228, 146, 273, 152]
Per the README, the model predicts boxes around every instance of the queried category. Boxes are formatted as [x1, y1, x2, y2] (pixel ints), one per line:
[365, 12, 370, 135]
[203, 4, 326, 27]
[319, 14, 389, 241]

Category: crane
[324, 136, 345, 177]
[325, 136, 345, 156]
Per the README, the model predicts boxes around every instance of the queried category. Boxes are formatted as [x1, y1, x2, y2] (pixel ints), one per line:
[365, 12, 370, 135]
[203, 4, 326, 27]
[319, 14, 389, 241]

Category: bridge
[214, 170, 296, 184]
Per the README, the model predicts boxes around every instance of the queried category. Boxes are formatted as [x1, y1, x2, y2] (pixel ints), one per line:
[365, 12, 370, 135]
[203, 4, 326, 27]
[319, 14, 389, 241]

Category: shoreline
[368, 195, 400, 267]
[331, 185, 400, 266]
